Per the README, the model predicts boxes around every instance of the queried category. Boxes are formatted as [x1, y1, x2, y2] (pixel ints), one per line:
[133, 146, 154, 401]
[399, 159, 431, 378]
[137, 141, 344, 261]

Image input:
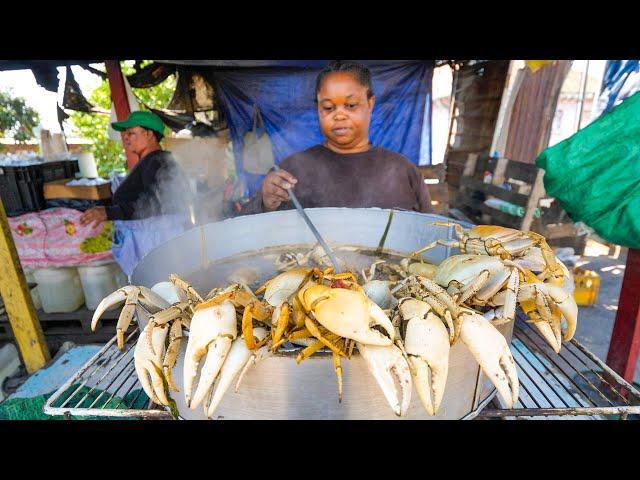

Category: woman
[242, 61, 432, 214]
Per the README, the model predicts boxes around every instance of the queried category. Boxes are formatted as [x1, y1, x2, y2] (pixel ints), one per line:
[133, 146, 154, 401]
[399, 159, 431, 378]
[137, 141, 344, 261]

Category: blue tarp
[207, 61, 433, 196]
[597, 60, 640, 116]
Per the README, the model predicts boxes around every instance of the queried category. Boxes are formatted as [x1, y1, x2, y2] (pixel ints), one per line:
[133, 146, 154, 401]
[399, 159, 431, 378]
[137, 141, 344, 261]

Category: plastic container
[77, 153, 98, 178]
[33, 267, 85, 313]
[113, 263, 128, 288]
[41, 161, 69, 183]
[573, 267, 600, 307]
[0, 164, 46, 216]
[77, 263, 119, 310]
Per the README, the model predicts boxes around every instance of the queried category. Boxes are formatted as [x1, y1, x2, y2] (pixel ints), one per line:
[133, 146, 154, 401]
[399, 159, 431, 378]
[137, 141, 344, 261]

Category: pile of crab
[91, 223, 578, 419]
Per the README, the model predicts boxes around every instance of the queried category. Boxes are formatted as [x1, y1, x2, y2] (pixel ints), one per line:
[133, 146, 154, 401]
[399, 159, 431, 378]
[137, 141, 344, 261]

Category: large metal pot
[131, 208, 513, 419]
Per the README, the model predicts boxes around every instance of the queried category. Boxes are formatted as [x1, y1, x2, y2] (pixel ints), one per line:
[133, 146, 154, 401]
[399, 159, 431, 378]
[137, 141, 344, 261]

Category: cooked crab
[390, 275, 519, 408]
[413, 223, 566, 287]
[433, 254, 578, 353]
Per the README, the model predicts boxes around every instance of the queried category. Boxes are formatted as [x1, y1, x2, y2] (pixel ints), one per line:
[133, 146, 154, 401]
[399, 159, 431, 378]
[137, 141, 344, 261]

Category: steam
[129, 134, 231, 228]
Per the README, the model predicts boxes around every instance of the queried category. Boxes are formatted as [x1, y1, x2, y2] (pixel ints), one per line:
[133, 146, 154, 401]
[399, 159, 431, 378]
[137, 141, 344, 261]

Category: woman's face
[123, 126, 155, 156]
[317, 72, 375, 153]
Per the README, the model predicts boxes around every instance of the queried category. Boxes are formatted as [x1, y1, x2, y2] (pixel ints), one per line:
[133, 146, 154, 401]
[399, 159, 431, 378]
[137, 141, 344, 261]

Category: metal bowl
[131, 208, 513, 419]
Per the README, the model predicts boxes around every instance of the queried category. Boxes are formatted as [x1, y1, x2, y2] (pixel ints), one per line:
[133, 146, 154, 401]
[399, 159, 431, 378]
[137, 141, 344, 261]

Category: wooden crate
[43, 179, 112, 200]
[452, 154, 588, 254]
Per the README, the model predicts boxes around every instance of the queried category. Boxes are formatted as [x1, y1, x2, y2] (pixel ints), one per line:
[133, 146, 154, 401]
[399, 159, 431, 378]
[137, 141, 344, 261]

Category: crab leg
[333, 349, 343, 403]
[271, 302, 290, 346]
[146, 302, 192, 354]
[272, 327, 312, 351]
[169, 273, 203, 303]
[115, 288, 139, 350]
[163, 320, 184, 392]
[91, 289, 126, 331]
[242, 304, 269, 351]
[304, 315, 347, 357]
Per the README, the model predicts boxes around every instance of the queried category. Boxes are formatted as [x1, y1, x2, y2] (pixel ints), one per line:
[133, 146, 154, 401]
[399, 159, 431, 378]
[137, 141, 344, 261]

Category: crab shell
[434, 254, 506, 287]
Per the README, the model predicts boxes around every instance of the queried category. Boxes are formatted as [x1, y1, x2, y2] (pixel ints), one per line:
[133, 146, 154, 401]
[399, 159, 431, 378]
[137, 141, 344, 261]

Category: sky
[0, 64, 104, 138]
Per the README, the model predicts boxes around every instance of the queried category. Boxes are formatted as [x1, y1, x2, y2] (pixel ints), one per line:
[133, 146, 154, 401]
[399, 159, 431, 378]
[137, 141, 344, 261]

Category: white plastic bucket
[77, 263, 119, 311]
[77, 152, 99, 178]
[33, 268, 85, 313]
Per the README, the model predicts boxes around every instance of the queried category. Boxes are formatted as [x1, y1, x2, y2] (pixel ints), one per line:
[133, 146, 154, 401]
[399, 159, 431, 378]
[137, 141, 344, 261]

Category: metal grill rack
[477, 317, 640, 419]
[43, 317, 640, 420]
[43, 327, 171, 419]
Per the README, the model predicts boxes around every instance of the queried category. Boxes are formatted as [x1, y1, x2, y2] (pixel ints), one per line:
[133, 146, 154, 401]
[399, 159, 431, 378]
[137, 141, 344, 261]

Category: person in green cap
[79, 111, 190, 226]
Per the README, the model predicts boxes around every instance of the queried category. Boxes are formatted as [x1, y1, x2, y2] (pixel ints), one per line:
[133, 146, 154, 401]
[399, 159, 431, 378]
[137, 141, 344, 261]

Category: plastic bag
[242, 105, 275, 175]
[536, 91, 640, 248]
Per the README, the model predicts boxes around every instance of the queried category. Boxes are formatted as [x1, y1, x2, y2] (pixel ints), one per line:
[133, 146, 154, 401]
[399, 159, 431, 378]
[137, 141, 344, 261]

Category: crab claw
[356, 342, 412, 417]
[544, 283, 578, 341]
[183, 300, 237, 409]
[400, 299, 450, 416]
[459, 309, 519, 408]
[134, 322, 170, 406]
[91, 286, 170, 348]
[302, 284, 395, 346]
[205, 327, 270, 419]
[533, 320, 562, 354]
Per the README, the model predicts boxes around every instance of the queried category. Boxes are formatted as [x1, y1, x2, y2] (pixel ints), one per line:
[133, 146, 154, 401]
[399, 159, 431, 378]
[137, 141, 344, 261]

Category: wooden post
[105, 60, 138, 170]
[0, 199, 50, 373]
[520, 170, 545, 231]
[606, 248, 640, 383]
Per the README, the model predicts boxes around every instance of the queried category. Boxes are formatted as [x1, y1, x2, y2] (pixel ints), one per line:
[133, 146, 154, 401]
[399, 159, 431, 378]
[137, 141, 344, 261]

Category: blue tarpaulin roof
[597, 60, 640, 116]
[196, 60, 433, 196]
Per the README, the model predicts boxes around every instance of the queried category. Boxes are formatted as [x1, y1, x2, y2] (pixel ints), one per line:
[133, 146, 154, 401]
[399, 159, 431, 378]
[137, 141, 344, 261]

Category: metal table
[43, 316, 640, 420]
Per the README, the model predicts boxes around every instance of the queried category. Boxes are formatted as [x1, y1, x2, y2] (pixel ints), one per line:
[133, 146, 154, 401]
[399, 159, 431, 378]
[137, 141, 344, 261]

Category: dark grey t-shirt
[242, 144, 432, 215]
[106, 150, 192, 221]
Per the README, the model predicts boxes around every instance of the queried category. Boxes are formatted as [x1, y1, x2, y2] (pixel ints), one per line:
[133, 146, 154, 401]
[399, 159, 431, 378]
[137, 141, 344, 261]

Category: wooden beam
[520, 169, 545, 231]
[105, 60, 138, 170]
[606, 248, 640, 383]
[0, 199, 50, 373]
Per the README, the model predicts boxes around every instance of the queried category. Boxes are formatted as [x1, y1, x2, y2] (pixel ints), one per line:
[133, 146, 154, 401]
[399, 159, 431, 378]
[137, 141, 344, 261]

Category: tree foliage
[0, 89, 40, 143]
[69, 61, 176, 177]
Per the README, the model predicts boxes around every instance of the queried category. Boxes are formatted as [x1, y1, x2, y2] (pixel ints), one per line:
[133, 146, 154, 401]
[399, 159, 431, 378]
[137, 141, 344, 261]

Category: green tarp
[536, 91, 640, 248]
[0, 384, 148, 420]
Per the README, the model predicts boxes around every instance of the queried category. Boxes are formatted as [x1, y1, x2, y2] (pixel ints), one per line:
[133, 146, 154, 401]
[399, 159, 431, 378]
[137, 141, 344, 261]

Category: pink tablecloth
[8, 208, 113, 268]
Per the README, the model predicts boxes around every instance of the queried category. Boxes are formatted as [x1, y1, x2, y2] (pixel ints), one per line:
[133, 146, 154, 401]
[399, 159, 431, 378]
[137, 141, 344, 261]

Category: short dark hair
[315, 61, 374, 101]
[143, 127, 164, 142]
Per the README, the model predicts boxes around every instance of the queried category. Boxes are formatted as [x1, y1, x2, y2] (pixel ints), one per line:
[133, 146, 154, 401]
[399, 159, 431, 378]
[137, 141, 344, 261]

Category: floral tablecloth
[8, 207, 113, 269]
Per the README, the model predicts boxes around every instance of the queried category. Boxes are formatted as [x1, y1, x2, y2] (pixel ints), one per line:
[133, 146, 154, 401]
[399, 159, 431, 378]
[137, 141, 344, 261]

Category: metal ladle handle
[272, 165, 342, 273]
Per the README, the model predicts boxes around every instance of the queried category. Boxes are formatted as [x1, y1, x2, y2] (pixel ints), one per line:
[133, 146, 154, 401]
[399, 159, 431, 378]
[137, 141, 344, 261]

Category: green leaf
[68, 61, 176, 176]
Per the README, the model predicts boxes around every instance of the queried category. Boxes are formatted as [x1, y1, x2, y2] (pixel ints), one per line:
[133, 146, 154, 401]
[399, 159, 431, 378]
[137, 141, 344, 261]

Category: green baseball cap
[111, 111, 165, 135]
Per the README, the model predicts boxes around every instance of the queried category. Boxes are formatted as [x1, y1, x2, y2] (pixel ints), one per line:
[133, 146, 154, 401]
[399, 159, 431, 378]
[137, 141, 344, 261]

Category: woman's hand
[261, 169, 297, 211]
[79, 207, 108, 227]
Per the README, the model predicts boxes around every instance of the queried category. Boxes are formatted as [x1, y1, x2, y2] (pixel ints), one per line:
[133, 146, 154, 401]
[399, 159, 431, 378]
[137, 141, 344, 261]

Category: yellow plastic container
[573, 267, 600, 306]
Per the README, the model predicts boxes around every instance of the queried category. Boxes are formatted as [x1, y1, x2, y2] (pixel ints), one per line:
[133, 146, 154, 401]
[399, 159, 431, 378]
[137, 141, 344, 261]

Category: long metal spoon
[273, 165, 342, 272]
